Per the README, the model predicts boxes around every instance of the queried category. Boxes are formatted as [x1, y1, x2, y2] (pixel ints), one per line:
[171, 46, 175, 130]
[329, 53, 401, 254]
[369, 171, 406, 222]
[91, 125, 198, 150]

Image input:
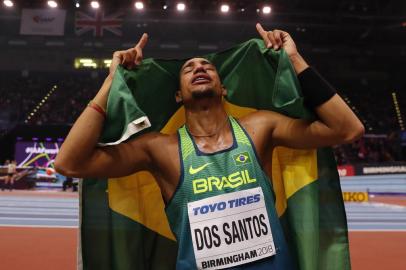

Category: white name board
[188, 187, 276, 269]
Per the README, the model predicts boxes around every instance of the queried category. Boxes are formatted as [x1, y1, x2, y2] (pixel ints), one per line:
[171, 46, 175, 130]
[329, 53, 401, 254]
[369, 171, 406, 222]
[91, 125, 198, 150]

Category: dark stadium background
[2, 0, 406, 164]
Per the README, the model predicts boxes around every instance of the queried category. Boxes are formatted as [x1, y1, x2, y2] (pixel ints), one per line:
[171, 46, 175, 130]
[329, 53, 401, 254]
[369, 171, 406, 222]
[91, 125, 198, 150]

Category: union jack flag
[75, 11, 124, 37]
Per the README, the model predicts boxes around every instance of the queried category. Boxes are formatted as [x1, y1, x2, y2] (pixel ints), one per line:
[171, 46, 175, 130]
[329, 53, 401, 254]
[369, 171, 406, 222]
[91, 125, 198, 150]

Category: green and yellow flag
[80, 39, 351, 270]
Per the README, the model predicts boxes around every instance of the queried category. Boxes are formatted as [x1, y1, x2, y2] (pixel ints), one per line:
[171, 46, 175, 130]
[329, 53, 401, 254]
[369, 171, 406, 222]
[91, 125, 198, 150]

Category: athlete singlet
[165, 116, 296, 270]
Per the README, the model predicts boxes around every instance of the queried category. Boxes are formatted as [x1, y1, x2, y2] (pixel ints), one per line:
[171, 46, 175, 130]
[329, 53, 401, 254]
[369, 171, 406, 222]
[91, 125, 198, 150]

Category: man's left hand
[256, 23, 298, 58]
[256, 23, 309, 74]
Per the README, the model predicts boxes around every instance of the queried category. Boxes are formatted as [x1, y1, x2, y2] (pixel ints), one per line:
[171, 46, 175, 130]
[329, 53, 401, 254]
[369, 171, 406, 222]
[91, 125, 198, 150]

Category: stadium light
[262, 5, 271, 14]
[176, 2, 185, 12]
[103, 59, 112, 68]
[3, 0, 13, 7]
[75, 1, 80, 8]
[47, 1, 58, 8]
[90, 1, 99, 9]
[134, 1, 144, 10]
[163, 4, 168, 10]
[220, 4, 230, 13]
[75, 58, 98, 69]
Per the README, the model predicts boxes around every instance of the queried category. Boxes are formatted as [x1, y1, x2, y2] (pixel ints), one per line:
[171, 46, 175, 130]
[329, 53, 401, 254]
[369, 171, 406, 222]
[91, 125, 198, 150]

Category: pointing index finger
[256, 23, 266, 35]
[256, 23, 271, 47]
[135, 33, 148, 49]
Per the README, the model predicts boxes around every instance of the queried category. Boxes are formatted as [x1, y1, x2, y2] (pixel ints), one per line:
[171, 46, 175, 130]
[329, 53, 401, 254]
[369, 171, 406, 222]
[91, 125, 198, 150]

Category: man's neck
[185, 98, 228, 138]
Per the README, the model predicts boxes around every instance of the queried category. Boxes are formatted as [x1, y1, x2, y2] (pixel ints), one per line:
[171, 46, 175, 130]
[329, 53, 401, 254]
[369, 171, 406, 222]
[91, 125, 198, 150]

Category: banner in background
[20, 8, 66, 36]
[338, 163, 406, 176]
[342, 192, 369, 202]
[15, 141, 60, 168]
[357, 164, 406, 175]
[338, 165, 355, 177]
[15, 141, 64, 188]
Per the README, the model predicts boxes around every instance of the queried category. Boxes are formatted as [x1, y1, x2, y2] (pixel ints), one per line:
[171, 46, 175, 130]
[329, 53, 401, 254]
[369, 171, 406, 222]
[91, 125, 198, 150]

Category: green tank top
[165, 116, 296, 270]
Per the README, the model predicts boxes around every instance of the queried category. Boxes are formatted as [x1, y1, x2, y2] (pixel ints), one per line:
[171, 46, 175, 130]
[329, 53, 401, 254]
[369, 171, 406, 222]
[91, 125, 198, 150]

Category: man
[2, 160, 16, 191]
[55, 24, 364, 269]
[1, 160, 10, 191]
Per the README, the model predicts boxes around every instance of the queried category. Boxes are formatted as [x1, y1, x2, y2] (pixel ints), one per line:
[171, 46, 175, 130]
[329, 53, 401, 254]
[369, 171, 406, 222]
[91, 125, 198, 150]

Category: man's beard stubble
[191, 88, 216, 99]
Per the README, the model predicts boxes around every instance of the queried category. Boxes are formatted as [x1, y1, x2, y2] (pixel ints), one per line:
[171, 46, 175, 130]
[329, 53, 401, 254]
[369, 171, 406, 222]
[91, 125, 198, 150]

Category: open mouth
[192, 74, 211, 85]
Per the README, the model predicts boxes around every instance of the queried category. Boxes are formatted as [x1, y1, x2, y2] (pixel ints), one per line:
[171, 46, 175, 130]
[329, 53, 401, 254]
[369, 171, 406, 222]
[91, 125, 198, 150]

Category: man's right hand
[109, 33, 148, 77]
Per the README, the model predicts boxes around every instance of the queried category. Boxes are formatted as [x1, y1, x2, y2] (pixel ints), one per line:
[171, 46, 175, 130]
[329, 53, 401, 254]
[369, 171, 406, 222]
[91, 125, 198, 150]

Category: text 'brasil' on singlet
[165, 116, 296, 270]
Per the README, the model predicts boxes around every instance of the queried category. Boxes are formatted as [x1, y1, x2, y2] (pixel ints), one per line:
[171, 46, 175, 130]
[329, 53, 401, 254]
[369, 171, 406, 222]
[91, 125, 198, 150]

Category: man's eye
[184, 68, 192, 73]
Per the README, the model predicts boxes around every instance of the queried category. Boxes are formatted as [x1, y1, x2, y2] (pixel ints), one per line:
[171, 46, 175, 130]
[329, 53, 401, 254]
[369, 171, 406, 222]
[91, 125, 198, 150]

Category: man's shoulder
[237, 110, 277, 128]
[126, 131, 178, 150]
[141, 131, 178, 144]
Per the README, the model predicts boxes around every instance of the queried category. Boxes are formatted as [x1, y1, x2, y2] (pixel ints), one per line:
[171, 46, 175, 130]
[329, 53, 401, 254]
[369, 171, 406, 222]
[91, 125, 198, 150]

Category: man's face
[177, 57, 225, 103]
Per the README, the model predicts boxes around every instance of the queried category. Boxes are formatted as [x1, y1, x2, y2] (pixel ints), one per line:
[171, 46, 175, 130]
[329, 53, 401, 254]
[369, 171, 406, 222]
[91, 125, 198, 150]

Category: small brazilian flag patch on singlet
[233, 152, 251, 166]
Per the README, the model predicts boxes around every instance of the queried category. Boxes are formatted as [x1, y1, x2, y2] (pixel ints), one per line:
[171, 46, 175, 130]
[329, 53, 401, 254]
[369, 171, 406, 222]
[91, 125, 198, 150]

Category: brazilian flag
[80, 39, 351, 270]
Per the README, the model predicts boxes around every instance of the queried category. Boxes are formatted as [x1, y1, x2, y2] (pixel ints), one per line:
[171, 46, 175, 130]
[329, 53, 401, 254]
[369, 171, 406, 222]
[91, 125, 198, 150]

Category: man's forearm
[298, 67, 364, 143]
[55, 75, 113, 173]
[92, 74, 113, 110]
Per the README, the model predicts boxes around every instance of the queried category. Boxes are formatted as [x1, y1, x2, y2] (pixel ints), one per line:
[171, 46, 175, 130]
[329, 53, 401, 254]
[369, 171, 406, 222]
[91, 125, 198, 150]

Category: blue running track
[1, 193, 405, 231]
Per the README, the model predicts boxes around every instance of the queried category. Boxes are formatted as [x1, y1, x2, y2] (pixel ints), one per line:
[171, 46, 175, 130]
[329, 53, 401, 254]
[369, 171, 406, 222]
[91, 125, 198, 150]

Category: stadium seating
[0, 71, 404, 165]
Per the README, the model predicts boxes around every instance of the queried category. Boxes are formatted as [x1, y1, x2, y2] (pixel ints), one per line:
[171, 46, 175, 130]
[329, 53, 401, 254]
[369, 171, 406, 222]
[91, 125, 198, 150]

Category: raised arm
[252, 96, 364, 149]
[54, 34, 154, 178]
[254, 24, 364, 149]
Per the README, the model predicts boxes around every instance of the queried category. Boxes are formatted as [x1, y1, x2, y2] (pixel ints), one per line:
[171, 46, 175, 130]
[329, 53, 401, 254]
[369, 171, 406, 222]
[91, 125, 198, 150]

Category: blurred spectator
[334, 134, 402, 165]
[1, 159, 16, 191]
[0, 72, 101, 127]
